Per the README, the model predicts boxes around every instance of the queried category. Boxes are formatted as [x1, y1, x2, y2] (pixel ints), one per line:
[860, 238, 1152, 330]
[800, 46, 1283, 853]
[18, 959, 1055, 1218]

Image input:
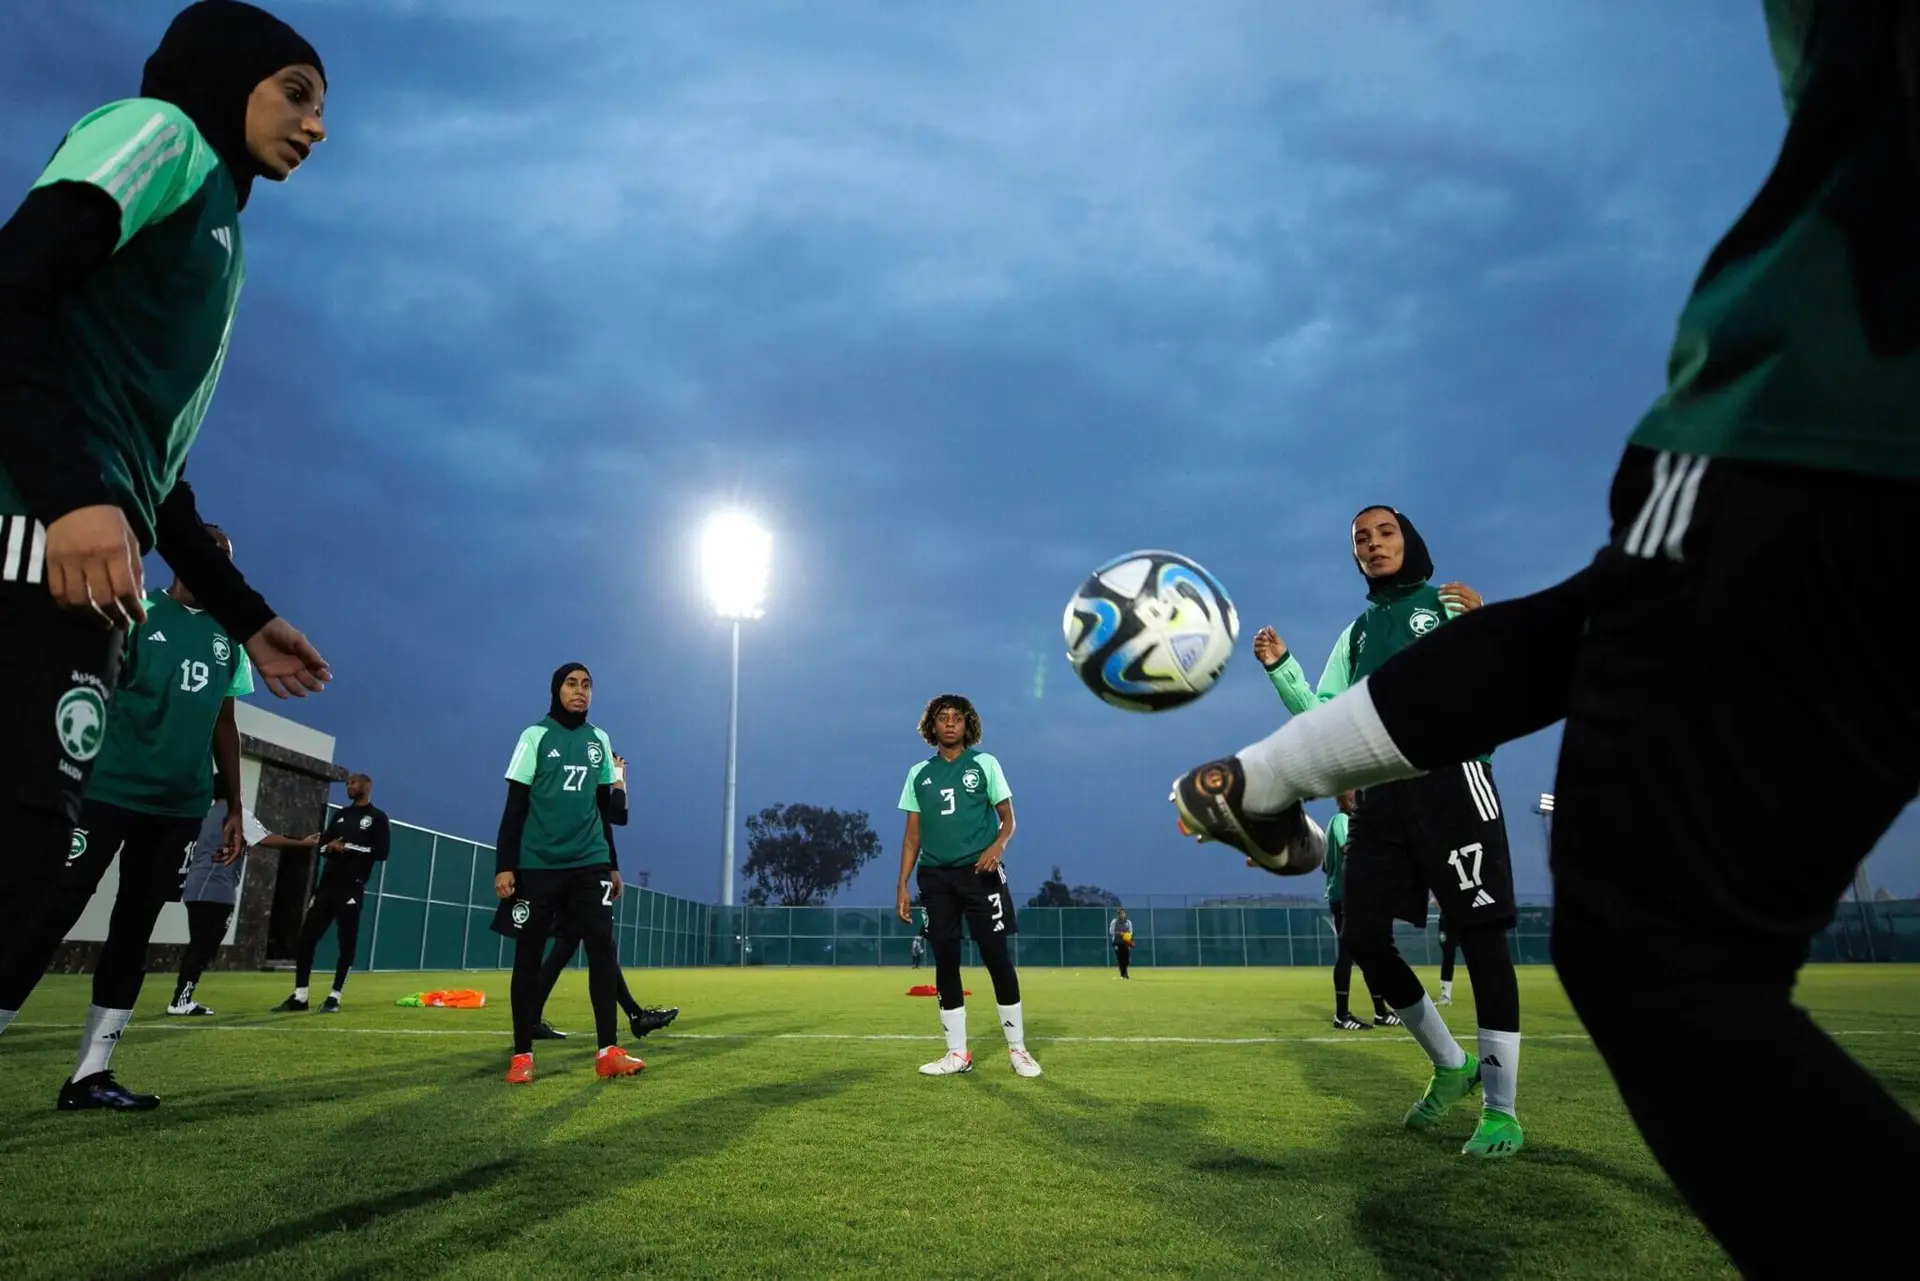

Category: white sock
[1235, 676, 1422, 812]
[939, 1005, 967, 1056]
[1395, 996, 1467, 1070]
[71, 1006, 132, 1082]
[1479, 1028, 1521, 1117]
[329, 990, 342, 1003]
[1440, 980, 1452, 999]
[997, 1002, 1025, 1050]
[0, 1009, 16, 1035]
[294, 986, 309, 1002]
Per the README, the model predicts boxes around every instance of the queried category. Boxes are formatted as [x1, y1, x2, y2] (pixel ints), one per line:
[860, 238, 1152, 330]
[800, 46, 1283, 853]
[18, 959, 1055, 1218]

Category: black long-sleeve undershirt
[495, 782, 623, 875]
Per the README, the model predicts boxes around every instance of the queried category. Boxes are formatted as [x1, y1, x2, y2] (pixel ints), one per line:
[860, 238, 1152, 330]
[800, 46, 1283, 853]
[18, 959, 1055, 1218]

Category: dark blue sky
[7, 1, 1914, 905]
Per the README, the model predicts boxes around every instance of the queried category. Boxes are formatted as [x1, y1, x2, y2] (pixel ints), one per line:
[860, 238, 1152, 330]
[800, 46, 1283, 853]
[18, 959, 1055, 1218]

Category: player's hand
[216, 809, 246, 864]
[495, 871, 516, 900]
[895, 882, 912, 924]
[613, 755, 627, 790]
[244, 617, 332, 699]
[1437, 583, 1483, 615]
[974, 844, 1005, 875]
[609, 869, 624, 900]
[1251, 626, 1286, 667]
[45, 505, 147, 629]
[324, 837, 346, 853]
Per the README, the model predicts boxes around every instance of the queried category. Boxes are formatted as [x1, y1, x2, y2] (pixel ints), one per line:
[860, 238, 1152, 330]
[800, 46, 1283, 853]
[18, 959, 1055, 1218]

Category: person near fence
[1177, 507, 1524, 1157]
[528, 753, 680, 1043]
[271, 773, 388, 1013]
[1437, 908, 1457, 1006]
[1110, 908, 1133, 979]
[0, 524, 258, 1110]
[168, 803, 306, 1015]
[492, 663, 641, 1084]
[1322, 792, 1395, 1029]
[0, 0, 333, 1050]
[893, 694, 1041, 1078]
[1164, 5, 1919, 1264]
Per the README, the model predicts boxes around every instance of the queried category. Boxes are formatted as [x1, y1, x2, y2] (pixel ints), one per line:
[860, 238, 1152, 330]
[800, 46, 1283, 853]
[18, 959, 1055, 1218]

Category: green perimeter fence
[306, 813, 1920, 975]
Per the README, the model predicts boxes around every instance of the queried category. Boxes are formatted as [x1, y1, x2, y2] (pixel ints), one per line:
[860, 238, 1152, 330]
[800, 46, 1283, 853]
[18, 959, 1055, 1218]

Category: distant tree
[1026, 865, 1119, 908]
[741, 803, 882, 906]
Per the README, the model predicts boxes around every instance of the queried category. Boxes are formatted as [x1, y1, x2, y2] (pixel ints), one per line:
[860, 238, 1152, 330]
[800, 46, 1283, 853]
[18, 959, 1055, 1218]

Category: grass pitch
[2, 963, 1916, 1278]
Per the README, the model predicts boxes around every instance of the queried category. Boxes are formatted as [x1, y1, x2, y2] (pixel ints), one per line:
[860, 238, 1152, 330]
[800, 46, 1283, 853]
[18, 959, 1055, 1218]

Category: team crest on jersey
[68, 830, 88, 864]
[1409, 608, 1441, 636]
[511, 900, 531, 927]
[961, 769, 981, 792]
[358, 815, 373, 830]
[212, 636, 231, 663]
[587, 741, 604, 767]
[55, 686, 107, 762]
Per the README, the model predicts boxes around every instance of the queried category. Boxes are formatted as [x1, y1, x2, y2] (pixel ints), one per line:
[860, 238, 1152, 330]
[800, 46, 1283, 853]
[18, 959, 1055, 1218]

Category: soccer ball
[1062, 550, 1239, 712]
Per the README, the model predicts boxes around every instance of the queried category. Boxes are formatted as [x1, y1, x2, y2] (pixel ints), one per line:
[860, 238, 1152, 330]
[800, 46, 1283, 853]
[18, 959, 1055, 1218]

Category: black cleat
[1170, 757, 1324, 874]
[272, 995, 308, 1013]
[1334, 1014, 1371, 1030]
[318, 997, 341, 1014]
[629, 1006, 680, 1039]
[57, 1071, 160, 1112]
[1374, 1012, 1404, 1028]
[530, 1021, 568, 1041]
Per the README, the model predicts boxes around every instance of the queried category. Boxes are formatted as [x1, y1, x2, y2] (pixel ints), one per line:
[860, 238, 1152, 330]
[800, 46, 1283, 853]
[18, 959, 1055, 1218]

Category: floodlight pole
[722, 618, 741, 908]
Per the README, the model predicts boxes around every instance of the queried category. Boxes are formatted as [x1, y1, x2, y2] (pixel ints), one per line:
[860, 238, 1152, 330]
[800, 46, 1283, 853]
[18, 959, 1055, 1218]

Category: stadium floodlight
[700, 509, 773, 909]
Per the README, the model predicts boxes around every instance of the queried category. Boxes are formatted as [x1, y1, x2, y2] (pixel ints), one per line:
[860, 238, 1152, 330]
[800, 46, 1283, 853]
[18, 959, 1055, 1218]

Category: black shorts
[491, 864, 617, 943]
[0, 571, 124, 823]
[917, 863, 1019, 942]
[67, 800, 205, 906]
[1344, 760, 1515, 931]
[1553, 447, 1920, 971]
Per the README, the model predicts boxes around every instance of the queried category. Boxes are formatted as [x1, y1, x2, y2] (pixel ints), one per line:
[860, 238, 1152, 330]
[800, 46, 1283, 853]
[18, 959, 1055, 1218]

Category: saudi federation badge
[1409, 608, 1442, 636]
[511, 900, 532, 928]
[212, 635, 231, 663]
[55, 686, 107, 762]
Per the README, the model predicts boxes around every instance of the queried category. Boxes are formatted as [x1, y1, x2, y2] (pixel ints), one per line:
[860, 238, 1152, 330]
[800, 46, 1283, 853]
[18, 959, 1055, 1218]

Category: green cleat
[1404, 1052, 1481, 1130]
[1462, 1109, 1524, 1158]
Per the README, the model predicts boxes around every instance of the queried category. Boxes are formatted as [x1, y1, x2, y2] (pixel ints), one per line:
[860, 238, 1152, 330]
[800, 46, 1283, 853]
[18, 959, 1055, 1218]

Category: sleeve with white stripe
[31, 101, 219, 250]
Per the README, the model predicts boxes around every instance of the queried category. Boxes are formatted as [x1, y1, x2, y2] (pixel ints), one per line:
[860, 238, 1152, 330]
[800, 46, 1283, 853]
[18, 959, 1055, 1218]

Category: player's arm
[894, 764, 925, 923]
[976, 755, 1015, 871]
[1261, 625, 1355, 714]
[153, 479, 273, 642]
[366, 812, 391, 864]
[210, 696, 246, 857]
[495, 728, 544, 894]
[596, 784, 622, 863]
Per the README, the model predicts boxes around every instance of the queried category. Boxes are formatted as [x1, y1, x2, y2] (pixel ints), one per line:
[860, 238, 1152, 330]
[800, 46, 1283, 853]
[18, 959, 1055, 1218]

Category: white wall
[64, 706, 336, 947]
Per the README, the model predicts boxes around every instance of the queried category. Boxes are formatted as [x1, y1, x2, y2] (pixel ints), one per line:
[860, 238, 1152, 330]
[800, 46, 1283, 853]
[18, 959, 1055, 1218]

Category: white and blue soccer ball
[1063, 550, 1239, 712]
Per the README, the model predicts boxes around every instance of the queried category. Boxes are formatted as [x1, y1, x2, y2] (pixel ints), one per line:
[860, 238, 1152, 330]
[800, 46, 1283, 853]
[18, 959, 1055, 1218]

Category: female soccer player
[1177, 508, 1523, 1156]
[0, 0, 332, 1037]
[893, 694, 1041, 1078]
[491, 664, 641, 1084]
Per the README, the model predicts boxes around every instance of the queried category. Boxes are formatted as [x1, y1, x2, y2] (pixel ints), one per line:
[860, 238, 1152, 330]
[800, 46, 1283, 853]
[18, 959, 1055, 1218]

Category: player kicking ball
[492, 664, 642, 1084]
[893, 695, 1040, 1079]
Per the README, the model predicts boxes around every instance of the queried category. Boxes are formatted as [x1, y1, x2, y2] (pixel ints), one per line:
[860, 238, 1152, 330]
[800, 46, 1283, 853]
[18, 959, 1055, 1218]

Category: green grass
[2, 964, 1916, 1279]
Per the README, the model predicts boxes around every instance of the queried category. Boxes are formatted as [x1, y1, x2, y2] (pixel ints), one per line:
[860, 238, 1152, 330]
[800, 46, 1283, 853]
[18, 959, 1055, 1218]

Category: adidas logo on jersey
[146, 630, 166, 642]
[547, 749, 561, 758]
[1471, 889, 1496, 908]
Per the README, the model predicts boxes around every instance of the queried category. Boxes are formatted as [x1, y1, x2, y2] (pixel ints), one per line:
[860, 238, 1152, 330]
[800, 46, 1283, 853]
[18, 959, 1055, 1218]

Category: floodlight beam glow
[700, 509, 772, 621]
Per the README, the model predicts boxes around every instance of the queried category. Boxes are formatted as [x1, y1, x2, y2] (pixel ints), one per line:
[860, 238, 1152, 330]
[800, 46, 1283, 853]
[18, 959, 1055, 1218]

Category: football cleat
[505, 1053, 535, 1085]
[165, 1001, 215, 1017]
[1334, 1014, 1370, 1030]
[630, 1006, 679, 1039]
[919, 1051, 974, 1077]
[1170, 757, 1324, 874]
[596, 1046, 644, 1078]
[271, 995, 308, 1013]
[1405, 1054, 1482, 1130]
[57, 1071, 160, 1112]
[1463, 1109, 1525, 1158]
[318, 997, 341, 1014]
[1374, 1012, 1403, 1028]
[1009, 1047, 1044, 1078]
[530, 1021, 568, 1041]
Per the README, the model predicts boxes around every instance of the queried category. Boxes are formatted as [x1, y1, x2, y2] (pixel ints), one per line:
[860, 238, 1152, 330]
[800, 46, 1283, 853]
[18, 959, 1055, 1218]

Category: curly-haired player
[893, 694, 1040, 1078]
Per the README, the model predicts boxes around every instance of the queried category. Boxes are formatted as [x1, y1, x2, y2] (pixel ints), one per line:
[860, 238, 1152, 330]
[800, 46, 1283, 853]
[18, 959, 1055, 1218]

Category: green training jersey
[1266, 582, 1488, 762]
[1324, 811, 1349, 904]
[1629, 2, 1920, 476]
[899, 749, 1011, 869]
[0, 100, 245, 547]
[505, 718, 617, 870]
[86, 592, 253, 818]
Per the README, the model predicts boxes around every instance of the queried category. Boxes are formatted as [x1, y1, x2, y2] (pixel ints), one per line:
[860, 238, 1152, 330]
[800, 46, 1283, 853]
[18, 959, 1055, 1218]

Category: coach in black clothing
[272, 772, 390, 1013]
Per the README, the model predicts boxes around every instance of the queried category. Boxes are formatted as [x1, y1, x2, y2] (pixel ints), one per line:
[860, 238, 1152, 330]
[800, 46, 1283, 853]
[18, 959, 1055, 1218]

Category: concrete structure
[52, 702, 347, 975]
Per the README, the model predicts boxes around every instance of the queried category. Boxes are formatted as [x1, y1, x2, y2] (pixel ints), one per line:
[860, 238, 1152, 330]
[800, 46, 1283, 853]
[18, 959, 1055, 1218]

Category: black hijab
[549, 663, 590, 731]
[1352, 505, 1434, 598]
[139, 0, 325, 211]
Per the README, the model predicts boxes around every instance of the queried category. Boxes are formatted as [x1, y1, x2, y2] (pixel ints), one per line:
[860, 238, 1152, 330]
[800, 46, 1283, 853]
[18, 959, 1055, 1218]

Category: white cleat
[166, 1001, 215, 1016]
[1438, 994, 1453, 1006]
[1009, 1047, 1044, 1078]
[920, 1051, 973, 1076]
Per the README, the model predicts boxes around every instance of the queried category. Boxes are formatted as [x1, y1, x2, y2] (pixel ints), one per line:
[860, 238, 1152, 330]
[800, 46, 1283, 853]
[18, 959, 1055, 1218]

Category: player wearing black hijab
[1175, 507, 1524, 1157]
[491, 664, 642, 1084]
[0, 1, 333, 1055]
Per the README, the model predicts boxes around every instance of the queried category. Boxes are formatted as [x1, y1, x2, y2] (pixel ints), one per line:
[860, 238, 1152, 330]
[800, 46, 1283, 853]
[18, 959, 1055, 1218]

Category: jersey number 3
[939, 788, 956, 816]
